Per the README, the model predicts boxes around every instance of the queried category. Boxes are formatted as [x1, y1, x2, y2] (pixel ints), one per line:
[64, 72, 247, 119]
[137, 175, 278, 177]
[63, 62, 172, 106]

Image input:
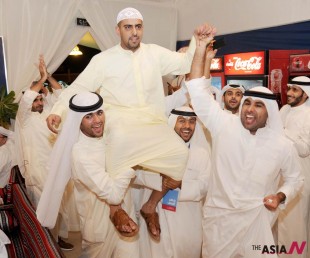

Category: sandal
[110, 208, 139, 237]
[140, 209, 161, 241]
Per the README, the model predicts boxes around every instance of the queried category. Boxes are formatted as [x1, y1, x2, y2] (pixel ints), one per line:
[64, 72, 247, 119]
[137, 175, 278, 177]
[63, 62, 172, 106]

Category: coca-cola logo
[210, 58, 222, 70]
[232, 57, 262, 71]
[224, 51, 265, 75]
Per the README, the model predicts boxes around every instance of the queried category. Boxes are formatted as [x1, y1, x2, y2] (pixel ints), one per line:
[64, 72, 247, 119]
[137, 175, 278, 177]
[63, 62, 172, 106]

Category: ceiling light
[70, 46, 83, 56]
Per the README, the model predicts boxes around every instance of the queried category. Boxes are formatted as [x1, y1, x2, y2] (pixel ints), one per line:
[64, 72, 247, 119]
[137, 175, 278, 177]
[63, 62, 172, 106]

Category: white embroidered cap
[117, 7, 143, 24]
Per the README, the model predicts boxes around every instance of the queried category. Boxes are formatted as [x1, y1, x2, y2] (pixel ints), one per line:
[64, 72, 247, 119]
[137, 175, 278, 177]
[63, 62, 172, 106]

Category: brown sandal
[140, 210, 161, 241]
[110, 208, 139, 237]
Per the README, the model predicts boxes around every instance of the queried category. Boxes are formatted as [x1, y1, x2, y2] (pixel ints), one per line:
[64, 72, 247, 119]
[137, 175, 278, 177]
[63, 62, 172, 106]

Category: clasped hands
[194, 23, 217, 48]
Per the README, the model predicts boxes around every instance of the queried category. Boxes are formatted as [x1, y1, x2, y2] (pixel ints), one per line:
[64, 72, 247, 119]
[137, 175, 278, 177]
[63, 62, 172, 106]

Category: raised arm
[204, 45, 217, 79]
[46, 75, 62, 91]
[32, 55, 48, 93]
[36, 55, 62, 132]
[185, 26, 233, 135]
[17, 57, 48, 125]
[189, 28, 216, 80]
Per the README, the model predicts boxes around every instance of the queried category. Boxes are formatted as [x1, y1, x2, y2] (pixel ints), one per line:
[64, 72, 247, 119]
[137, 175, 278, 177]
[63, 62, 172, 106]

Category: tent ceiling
[79, 32, 100, 50]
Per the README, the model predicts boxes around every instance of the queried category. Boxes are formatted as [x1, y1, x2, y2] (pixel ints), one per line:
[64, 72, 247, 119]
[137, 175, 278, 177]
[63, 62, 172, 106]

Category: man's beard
[126, 36, 140, 51]
[288, 92, 304, 107]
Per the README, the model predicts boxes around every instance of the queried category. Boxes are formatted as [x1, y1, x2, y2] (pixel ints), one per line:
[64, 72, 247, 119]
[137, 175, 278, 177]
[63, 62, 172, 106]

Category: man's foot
[140, 209, 161, 241]
[110, 208, 139, 237]
[58, 237, 74, 251]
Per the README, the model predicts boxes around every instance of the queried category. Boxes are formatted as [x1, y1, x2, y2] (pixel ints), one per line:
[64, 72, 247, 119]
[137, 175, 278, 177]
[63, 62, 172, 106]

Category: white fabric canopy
[0, 0, 309, 96]
[0, 0, 79, 95]
[0, 0, 178, 96]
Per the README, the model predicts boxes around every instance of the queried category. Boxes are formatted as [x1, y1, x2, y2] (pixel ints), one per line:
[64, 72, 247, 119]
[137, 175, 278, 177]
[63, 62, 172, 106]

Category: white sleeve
[186, 77, 229, 136]
[0, 147, 11, 187]
[277, 143, 304, 208]
[49, 89, 63, 105]
[16, 90, 39, 127]
[152, 36, 196, 76]
[50, 55, 104, 117]
[165, 84, 189, 116]
[133, 170, 162, 191]
[284, 120, 310, 158]
[72, 149, 135, 205]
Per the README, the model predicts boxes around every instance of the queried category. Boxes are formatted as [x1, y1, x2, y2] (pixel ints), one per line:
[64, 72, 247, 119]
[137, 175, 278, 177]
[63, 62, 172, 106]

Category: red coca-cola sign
[224, 51, 265, 75]
[210, 57, 223, 71]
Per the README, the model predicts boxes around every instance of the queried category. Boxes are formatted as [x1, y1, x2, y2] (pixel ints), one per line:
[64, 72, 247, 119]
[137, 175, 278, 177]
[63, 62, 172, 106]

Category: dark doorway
[53, 44, 101, 84]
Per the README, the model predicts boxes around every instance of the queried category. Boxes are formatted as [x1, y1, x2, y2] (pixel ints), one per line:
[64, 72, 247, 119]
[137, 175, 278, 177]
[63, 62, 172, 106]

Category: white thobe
[44, 89, 62, 110]
[0, 229, 10, 258]
[186, 78, 304, 258]
[16, 90, 72, 238]
[0, 143, 12, 188]
[72, 132, 138, 258]
[277, 103, 310, 258]
[16, 90, 55, 207]
[51, 41, 197, 180]
[164, 85, 189, 117]
[136, 143, 211, 258]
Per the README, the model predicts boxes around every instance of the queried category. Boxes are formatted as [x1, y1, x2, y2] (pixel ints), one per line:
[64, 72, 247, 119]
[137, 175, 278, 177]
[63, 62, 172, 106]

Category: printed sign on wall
[224, 51, 265, 75]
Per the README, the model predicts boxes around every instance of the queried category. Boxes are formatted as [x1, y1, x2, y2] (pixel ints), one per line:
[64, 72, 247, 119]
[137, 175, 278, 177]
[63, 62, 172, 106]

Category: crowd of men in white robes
[0, 6, 309, 258]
